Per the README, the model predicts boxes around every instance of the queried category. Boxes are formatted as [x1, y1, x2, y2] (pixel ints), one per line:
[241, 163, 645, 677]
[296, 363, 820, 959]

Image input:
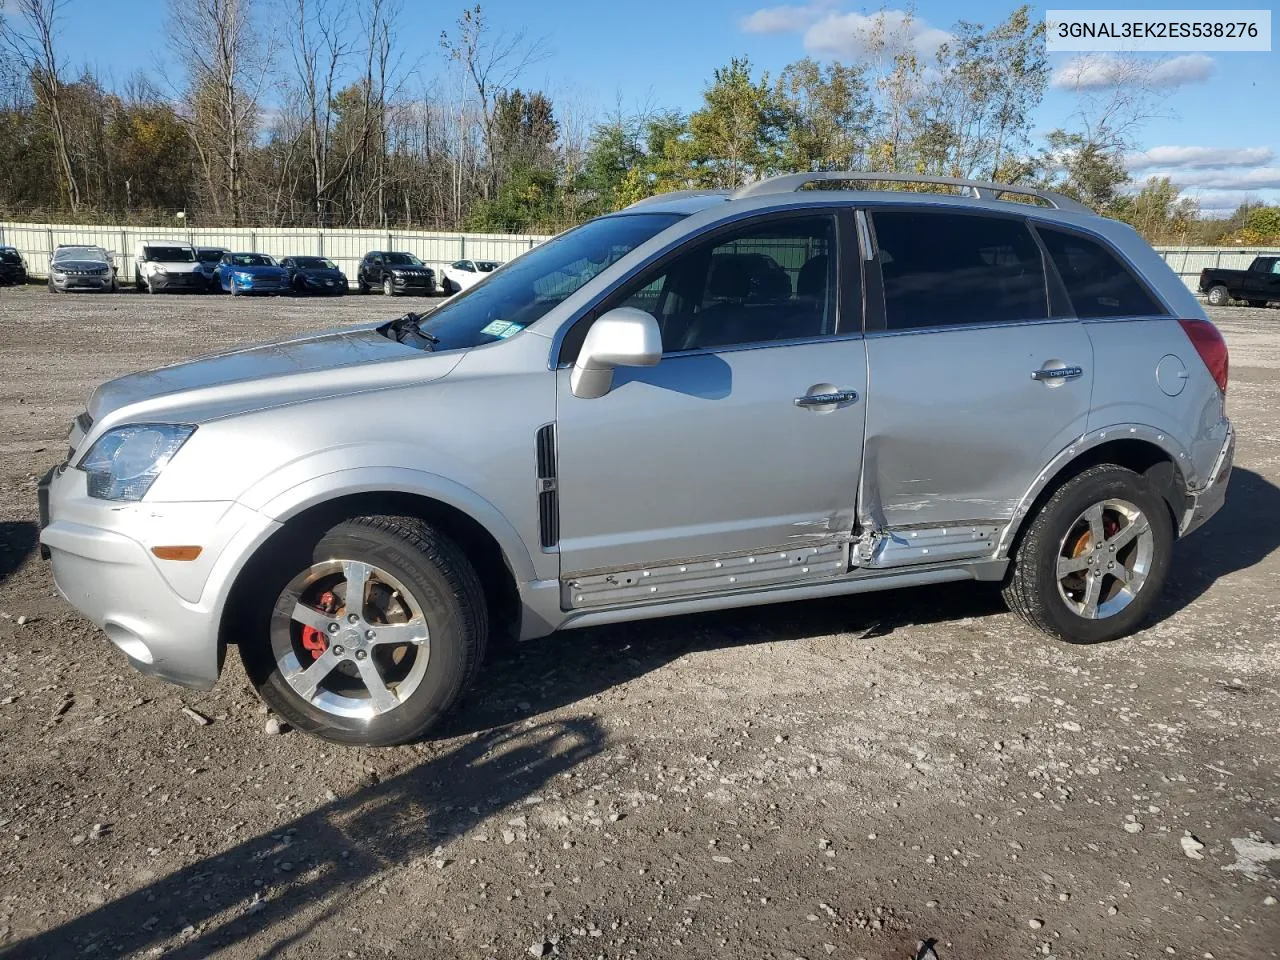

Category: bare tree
[1, 0, 81, 210]
[440, 4, 546, 197]
[166, 0, 273, 224]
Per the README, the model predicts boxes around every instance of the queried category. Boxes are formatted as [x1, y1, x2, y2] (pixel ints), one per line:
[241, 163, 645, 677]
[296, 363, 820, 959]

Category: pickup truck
[1199, 255, 1280, 307]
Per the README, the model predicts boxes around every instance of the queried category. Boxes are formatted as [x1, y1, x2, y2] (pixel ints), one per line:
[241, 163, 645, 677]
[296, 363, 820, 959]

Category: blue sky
[39, 0, 1280, 212]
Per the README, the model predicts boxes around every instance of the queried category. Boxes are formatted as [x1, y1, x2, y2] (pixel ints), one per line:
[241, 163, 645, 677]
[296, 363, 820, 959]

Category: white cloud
[1163, 167, 1280, 191]
[1128, 146, 1275, 171]
[1051, 54, 1214, 91]
[741, 4, 952, 60]
[740, 3, 829, 35]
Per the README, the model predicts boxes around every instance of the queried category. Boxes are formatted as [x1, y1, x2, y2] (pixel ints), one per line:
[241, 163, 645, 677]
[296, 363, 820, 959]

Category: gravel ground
[0, 285, 1277, 960]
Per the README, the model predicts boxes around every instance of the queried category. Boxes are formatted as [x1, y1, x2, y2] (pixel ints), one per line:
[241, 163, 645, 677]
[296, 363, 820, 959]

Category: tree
[166, 0, 273, 224]
[1, 0, 81, 210]
[774, 58, 873, 173]
[1113, 177, 1197, 243]
[440, 5, 546, 198]
[685, 57, 783, 189]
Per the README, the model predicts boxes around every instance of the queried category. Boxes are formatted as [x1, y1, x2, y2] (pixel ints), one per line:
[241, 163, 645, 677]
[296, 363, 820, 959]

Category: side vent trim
[535, 423, 559, 549]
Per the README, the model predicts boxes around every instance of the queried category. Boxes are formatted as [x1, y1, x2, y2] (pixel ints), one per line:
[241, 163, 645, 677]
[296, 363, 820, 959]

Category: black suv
[357, 251, 437, 296]
[0, 246, 28, 285]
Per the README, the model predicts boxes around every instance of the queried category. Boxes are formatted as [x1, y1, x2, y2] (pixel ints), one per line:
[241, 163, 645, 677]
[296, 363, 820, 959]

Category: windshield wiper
[382, 312, 439, 350]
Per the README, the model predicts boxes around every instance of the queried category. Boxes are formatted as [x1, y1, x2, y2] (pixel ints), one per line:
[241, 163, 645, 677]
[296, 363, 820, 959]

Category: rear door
[859, 208, 1094, 567]
[555, 210, 868, 600]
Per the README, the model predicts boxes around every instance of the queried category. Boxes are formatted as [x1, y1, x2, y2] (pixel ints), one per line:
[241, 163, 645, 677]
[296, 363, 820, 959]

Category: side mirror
[570, 307, 663, 399]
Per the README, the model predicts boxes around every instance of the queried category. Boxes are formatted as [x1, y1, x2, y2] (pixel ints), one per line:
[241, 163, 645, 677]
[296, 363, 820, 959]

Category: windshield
[476, 261, 499, 272]
[416, 213, 684, 350]
[196, 249, 225, 263]
[55, 246, 108, 262]
[1, 250, 21, 263]
[293, 256, 337, 270]
[384, 253, 422, 266]
[146, 246, 195, 263]
[231, 253, 276, 267]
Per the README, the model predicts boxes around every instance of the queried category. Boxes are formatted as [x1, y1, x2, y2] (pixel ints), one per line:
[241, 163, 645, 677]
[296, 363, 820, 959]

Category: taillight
[1178, 319, 1229, 395]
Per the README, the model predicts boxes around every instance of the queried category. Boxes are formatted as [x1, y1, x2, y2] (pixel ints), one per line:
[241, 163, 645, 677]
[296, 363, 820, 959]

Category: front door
[859, 208, 1095, 564]
[555, 212, 867, 605]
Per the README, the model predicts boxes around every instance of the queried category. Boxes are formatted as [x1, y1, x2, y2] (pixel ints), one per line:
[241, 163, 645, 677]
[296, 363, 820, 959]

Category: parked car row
[1, 239, 506, 297]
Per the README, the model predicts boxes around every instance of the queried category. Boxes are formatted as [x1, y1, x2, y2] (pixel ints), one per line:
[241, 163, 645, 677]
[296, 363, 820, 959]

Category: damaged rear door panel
[857, 208, 1095, 568]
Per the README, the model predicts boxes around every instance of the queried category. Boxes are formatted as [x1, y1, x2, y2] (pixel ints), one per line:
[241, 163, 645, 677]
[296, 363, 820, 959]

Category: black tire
[383, 276, 395, 297]
[357, 277, 369, 294]
[239, 515, 488, 746]
[135, 271, 145, 293]
[1206, 285, 1231, 307]
[1003, 464, 1173, 644]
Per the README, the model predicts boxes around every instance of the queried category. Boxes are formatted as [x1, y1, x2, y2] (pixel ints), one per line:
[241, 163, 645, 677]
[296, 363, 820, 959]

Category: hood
[389, 266, 432, 275]
[87, 323, 461, 424]
[53, 259, 111, 271]
[152, 261, 199, 273]
[297, 268, 346, 280]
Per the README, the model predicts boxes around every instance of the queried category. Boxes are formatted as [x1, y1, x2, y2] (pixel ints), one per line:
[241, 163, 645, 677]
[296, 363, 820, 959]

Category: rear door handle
[795, 389, 859, 407]
[1031, 365, 1084, 382]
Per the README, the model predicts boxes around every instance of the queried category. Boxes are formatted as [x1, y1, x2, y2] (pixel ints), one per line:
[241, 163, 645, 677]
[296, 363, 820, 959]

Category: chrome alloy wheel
[1055, 498, 1154, 620]
[270, 559, 431, 719]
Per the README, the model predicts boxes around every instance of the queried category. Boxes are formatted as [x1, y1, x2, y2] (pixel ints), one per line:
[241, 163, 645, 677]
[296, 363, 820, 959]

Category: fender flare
[253, 465, 539, 583]
[996, 423, 1193, 557]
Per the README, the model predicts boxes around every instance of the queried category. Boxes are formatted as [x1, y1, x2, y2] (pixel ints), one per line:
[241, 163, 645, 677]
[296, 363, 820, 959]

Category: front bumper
[52, 274, 113, 291]
[1181, 424, 1234, 536]
[233, 275, 289, 294]
[390, 274, 436, 294]
[149, 272, 205, 292]
[38, 465, 281, 690]
[300, 276, 348, 294]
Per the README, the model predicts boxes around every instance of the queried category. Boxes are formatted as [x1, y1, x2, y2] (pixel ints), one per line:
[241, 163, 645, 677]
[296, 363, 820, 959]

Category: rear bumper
[1181, 424, 1233, 536]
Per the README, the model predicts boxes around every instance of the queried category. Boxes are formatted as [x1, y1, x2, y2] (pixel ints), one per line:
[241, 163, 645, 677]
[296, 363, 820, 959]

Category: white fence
[0, 221, 552, 282]
[2, 220, 1276, 295]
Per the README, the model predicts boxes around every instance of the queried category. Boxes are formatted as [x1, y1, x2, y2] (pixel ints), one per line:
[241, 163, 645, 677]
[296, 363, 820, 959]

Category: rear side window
[872, 212, 1048, 330]
[1037, 227, 1165, 319]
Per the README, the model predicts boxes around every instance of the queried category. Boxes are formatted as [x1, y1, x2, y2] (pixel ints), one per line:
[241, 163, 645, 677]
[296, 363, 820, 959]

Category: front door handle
[795, 389, 859, 407]
[1032, 365, 1084, 383]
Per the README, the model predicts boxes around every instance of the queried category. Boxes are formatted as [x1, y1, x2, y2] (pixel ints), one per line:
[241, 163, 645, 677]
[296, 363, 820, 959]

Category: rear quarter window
[1036, 227, 1166, 319]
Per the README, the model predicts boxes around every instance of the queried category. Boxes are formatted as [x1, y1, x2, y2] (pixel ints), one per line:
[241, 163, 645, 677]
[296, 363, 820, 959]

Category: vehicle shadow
[5, 716, 605, 959]
[1157, 468, 1280, 619]
[0, 521, 37, 587]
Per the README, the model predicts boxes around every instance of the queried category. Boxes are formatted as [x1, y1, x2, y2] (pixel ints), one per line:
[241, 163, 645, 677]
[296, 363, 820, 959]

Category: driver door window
[613, 215, 840, 352]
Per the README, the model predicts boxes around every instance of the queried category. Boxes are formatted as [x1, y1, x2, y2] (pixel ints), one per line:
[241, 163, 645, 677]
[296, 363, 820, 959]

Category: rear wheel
[1003, 464, 1173, 644]
[1206, 285, 1231, 307]
[238, 516, 488, 746]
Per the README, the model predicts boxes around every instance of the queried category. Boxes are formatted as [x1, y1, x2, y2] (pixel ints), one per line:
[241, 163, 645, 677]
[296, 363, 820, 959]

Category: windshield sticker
[480, 319, 525, 339]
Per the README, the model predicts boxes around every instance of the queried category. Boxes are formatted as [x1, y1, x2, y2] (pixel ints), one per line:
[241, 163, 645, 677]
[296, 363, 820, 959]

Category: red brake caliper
[300, 590, 336, 660]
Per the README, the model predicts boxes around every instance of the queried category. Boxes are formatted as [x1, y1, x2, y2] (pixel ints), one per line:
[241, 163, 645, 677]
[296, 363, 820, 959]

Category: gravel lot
[0, 286, 1277, 960]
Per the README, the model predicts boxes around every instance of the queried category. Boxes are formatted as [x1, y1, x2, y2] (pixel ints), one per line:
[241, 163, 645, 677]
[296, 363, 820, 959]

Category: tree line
[1, 0, 1275, 243]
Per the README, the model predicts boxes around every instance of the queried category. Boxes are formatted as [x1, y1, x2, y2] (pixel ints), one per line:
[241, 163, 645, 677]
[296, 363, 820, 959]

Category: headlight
[234, 271, 253, 281]
[79, 424, 196, 501]
[155, 265, 168, 274]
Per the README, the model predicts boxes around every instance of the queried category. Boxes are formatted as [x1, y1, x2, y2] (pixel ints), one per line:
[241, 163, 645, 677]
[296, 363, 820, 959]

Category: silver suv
[39, 173, 1234, 746]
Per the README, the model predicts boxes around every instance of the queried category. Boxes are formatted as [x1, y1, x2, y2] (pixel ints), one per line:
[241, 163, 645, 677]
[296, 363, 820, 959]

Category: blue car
[215, 252, 290, 296]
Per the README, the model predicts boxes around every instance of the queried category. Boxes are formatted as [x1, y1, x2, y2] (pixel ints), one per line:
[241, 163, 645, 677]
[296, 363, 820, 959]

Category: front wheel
[1206, 285, 1231, 307]
[238, 516, 488, 746]
[1003, 464, 1173, 644]
[383, 277, 395, 297]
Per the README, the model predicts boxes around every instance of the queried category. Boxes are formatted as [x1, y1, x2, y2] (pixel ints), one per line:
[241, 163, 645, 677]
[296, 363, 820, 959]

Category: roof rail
[732, 172, 1091, 214]
[625, 189, 731, 209]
